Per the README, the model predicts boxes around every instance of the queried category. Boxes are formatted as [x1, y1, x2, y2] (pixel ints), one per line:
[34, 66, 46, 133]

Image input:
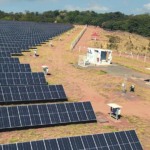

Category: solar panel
[0, 101, 96, 131]
[0, 47, 22, 53]
[0, 64, 31, 72]
[0, 130, 143, 150]
[0, 72, 47, 86]
[0, 57, 20, 63]
[0, 52, 11, 57]
[0, 85, 67, 104]
[0, 20, 73, 53]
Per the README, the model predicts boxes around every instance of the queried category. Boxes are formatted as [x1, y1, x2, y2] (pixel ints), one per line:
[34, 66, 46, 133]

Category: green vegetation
[97, 70, 107, 75]
[102, 14, 150, 37]
[106, 36, 121, 50]
[0, 10, 150, 37]
[113, 56, 150, 75]
[125, 115, 150, 150]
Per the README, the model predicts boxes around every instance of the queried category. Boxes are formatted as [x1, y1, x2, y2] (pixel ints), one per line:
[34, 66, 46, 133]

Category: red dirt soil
[22, 25, 150, 120]
[73, 26, 150, 119]
[0, 25, 149, 150]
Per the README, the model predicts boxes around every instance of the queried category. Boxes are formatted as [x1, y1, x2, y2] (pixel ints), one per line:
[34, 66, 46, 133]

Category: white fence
[70, 25, 87, 50]
[78, 55, 87, 67]
[114, 51, 150, 63]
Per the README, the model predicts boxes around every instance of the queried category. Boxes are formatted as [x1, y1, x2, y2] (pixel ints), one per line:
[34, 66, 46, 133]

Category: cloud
[87, 4, 109, 12]
[65, 4, 109, 13]
[0, 0, 7, 4]
[143, 3, 150, 12]
[0, 0, 59, 3]
[136, 3, 150, 14]
[64, 5, 82, 11]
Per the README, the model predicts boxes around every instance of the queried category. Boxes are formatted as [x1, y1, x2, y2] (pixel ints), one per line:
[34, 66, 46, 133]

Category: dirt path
[0, 25, 148, 149]
[65, 26, 150, 119]
[19, 26, 150, 121]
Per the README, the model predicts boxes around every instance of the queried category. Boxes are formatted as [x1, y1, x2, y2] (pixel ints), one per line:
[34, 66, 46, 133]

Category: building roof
[91, 32, 99, 37]
[88, 47, 112, 52]
[107, 103, 122, 108]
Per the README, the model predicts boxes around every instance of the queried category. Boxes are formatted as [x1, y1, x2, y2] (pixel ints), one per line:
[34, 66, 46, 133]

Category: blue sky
[0, 0, 150, 15]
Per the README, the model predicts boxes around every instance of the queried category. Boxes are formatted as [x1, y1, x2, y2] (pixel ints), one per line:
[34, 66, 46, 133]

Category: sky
[0, 0, 150, 15]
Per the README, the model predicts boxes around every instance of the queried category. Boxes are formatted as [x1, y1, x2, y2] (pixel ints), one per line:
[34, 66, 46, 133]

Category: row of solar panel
[0, 44, 40, 48]
[0, 43, 43, 50]
[0, 28, 72, 34]
[0, 45, 18, 48]
[0, 52, 13, 57]
[0, 30, 71, 34]
[0, 102, 96, 130]
[0, 72, 44, 78]
[0, 37, 48, 40]
[0, 27, 72, 33]
[0, 42, 44, 45]
[0, 58, 20, 63]
[0, 25, 72, 30]
[0, 37, 50, 42]
[0, 49, 22, 54]
[0, 52, 23, 57]
[0, 85, 67, 104]
[0, 130, 143, 150]
[0, 26, 72, 31]
[0, 21, 72, 54]
[0, 22, 72, 106]
[0, 46, 29, 51]
[0, 72, 47, 85]
[0, 64, 31, 72]
[0, 21, 143, 150]
[0, 36, 51, 40]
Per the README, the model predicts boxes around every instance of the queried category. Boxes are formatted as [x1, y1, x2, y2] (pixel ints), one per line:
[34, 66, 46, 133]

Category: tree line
[0, 10, 150, 37]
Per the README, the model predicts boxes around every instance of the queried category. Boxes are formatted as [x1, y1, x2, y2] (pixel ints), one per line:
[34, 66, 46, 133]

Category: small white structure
[87, 47, 112, 65]
[33, 48, 37, 57]
[78, 55, 89, 67]
[49, 41, 53, 47]
[42, 65, 49, 75]
[107, 103, 122, 120]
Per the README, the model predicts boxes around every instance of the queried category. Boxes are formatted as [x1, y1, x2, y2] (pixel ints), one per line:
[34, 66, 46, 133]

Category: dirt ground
[0, 26, 150, 149]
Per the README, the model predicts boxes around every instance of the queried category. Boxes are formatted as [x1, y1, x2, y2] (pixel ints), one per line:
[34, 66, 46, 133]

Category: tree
[0, 10, 150, 37]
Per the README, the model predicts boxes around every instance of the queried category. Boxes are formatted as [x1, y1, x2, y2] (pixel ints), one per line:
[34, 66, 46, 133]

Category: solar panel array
[0, 20, 72, 104]
[0, 47, 22, 53]
[0, 85, 67, 104]
[0, 20, 73, 53]
[0, 72, 47, 86]
[0, 64, 31, 72]
[0, 130, 143, 150]
[0, 102, 96, 131]
[0, 52, 11, 57]
[0, 57, 20, 63]
[0, 21, 70, 105]
[0, 21, 143, 149]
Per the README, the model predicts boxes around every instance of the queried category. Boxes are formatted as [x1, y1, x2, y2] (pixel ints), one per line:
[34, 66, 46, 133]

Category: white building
[86, 47, 112, 65]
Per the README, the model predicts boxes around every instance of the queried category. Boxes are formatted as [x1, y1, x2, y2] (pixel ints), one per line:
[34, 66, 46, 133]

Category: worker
[130, 84, 135, 92]
[34, 49, 37, 57]
[108, 53, 112, 63]
[49, 41, 53, 47]
[122, 83, 126, 93]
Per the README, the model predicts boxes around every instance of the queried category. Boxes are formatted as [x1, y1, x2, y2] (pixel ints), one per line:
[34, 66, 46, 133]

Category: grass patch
[97, 70, 107, 75]
[113, 56, 150, 75]
[102, 125, 118, 132]
[0, 123, 119, 144]
[9, 137, 20, 143]
[125, 115, 150, 150]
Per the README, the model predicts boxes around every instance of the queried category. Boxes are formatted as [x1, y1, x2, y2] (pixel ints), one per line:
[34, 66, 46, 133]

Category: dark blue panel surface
[0, 85, 67, 104]
[0, 130, 143, 150]
[0, 102, 96, 131]
[0, 64, 31, 72]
